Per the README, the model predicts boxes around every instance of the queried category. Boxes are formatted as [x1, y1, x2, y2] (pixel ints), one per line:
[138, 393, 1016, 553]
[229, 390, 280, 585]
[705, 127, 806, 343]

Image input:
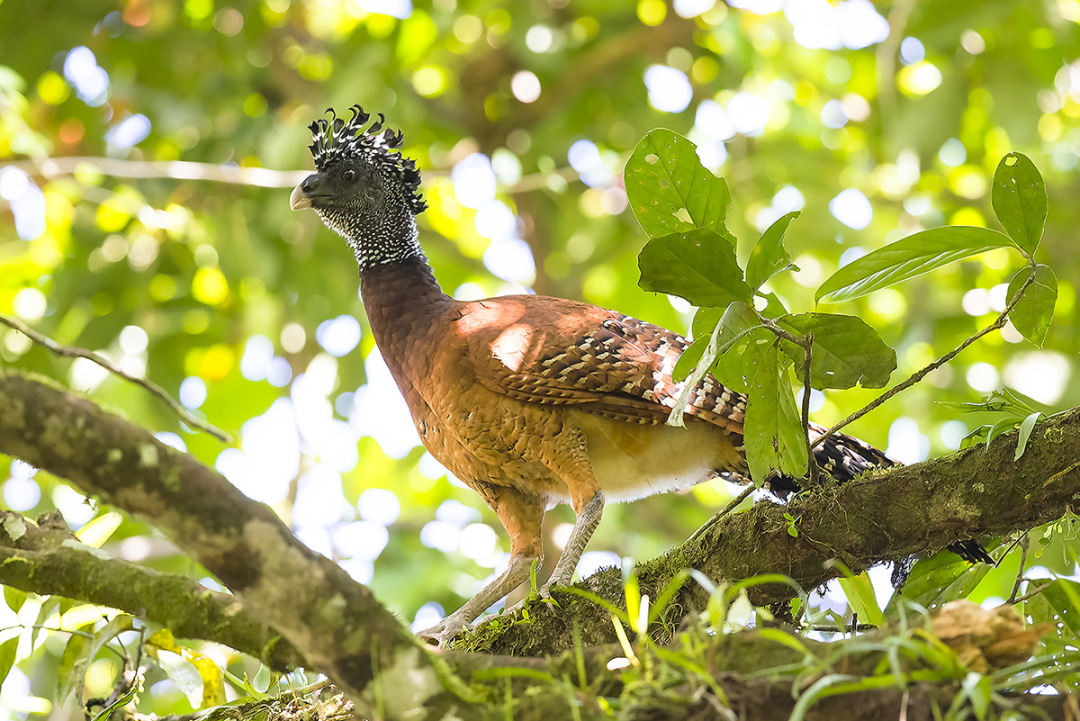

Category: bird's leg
[417, 553, 538, 646]
[541, 489, 605, 593]
[418, 488, 543, 647]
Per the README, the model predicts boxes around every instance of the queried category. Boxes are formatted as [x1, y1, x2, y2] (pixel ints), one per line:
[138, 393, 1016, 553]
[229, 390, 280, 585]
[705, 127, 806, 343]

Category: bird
[289, 105, 991, 645]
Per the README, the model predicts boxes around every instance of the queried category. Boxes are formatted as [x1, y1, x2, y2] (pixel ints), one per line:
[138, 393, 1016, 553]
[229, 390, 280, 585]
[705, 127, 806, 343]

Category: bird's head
[291, 106, 427, 268]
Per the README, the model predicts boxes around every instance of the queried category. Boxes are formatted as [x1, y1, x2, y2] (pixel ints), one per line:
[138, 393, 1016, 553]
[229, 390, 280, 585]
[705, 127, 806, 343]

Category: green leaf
[1015, 411, 1042, 460]
[60, 615, 135, 706]
[156, 650, 205, 709]
[58, 626, 92, 704]
[991, 152, 1047, 255]
[673, 335, 707, 381]
[960, 672, 992, 721]
[1041, 579, 1080, 634]
[778, 312, 896, 389]
[746, 211, 800, 290]
[30, 597, 59, 648]
[3, 586, 27, 614]
[985, 417, 1019, 448]
[1008, 264, 1057, 347]
[638, 228, 753, 308]
[757, 291, 789, 319]
[886, 552, 992, 620]
[0, 637, 18, 684]
[691, 306, 723, 338]
[744, 341, 808, 483]
[710, 302, 772, 394]
[625, 129, 737, 242]
[838, 572, 885, 627]
[815, 226, 1013, 303]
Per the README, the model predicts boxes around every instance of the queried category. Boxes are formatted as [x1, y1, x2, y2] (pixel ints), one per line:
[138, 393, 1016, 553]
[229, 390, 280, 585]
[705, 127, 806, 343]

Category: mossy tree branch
[0, 508, 304, 671]
[466, 406, 1080, 655]
[0, 369, 475, 720]
[1, 369, 1078, 719]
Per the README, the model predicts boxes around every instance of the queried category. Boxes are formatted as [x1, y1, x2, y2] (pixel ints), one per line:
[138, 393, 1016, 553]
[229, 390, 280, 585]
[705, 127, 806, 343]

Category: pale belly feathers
[568, 410, 744, 503]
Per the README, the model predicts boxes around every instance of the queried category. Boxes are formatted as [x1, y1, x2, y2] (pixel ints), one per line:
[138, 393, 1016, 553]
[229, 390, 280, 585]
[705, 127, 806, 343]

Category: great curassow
[290, 106, 991, 646]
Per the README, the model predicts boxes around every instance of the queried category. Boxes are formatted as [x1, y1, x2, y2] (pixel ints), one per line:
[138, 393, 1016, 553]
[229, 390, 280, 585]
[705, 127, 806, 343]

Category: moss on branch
[464, 407, 1080, 655]
[0, 509, 303, 670]
[0, 369, 476, 719]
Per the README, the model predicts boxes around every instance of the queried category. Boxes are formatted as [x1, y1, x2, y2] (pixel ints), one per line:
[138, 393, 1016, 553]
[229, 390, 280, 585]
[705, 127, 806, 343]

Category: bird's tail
[804, 424, 994, 566]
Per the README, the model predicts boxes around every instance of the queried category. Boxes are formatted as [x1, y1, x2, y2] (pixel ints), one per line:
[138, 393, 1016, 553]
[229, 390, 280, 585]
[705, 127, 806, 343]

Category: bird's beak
[291, 172, 328, 211]
[290, 183, 313, 211]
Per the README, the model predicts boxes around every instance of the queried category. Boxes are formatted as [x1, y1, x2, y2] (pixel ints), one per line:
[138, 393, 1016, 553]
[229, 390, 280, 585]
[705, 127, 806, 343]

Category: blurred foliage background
[3, 0, 1080, 716]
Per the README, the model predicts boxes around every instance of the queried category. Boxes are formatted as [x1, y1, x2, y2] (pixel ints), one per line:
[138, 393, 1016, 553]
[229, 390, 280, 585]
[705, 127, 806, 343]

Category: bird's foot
[416, 614, 472, 648]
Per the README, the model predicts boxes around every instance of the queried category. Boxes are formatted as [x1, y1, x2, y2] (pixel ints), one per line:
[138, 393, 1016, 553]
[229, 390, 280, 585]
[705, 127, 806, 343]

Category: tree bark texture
[1, 368, 1076, 719]
[0, 369, 475, 719]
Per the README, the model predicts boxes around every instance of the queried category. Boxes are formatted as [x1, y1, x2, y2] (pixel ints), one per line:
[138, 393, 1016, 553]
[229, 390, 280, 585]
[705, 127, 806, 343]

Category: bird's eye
[342, 169, 357, 182]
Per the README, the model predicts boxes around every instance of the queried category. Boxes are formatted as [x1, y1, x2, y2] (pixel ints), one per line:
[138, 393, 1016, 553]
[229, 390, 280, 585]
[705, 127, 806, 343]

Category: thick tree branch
[2, 368, 1078, 718]
[0, 509, 303, 671]
[466, 405, 1080, 655]
[0, 369, 475, 720]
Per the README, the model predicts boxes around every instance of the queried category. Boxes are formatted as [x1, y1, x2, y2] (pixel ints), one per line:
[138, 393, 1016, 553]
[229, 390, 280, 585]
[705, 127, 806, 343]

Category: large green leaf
[1032, 579, 1080, 635]
[625, 129, 736, 243]
[745, 341, 808, 483]
[778, 312, 896, 389]
[710, 301, 771, 394]
[886, 552, 992, 620]
[838, 571, 885, 627]
[815, 226, 1013, 303]
[638, 228, 753, 308]
[59, 615, 134, 706]
[58, 627, 91, 704]
[1008, 264, 1057, 347]
[746, 211, 799, 290]
[991, 152, 1047, 256]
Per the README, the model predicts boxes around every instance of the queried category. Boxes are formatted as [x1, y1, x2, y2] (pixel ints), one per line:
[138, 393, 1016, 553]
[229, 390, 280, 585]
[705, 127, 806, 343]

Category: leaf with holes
[625, 129, 736, 243]
[815, 226, 1013, 303]
[747, 211, 800, 290]
[745, 341, 807, 484]
[710, 301, 772, 394]
[777, 312, 896, 389]
[1008, 264, 1057, 347]
[991, 152, 1047, 255]
[638, 228, 753, 308]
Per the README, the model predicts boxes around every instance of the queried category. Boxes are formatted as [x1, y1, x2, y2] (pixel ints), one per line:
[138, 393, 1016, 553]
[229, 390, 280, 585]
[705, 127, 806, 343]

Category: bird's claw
[416, 616, 472, 648]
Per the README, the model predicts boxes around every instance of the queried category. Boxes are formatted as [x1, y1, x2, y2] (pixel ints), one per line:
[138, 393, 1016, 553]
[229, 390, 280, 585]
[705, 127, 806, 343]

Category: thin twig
[804, 622, 878, 633]
[6, 155, 577, 192]
[1007, 536, 1029, 604]
[0, 313, 230, 443]
[685, 485, 755, 544]
[1012, 580, 1054, 605]
[9, 156, 309, 188]
[757, 315, 804, 346]
[801, 332, 818, 485]
[811, 263, 1039, 450]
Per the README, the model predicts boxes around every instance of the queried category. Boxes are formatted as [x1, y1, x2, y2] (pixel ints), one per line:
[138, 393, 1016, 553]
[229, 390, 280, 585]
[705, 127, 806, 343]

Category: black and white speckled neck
[314, 188, 426, 275]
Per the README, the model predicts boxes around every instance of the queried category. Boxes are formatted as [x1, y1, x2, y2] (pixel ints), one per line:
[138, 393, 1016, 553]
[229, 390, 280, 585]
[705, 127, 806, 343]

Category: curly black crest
[307, 105, 427, 214]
